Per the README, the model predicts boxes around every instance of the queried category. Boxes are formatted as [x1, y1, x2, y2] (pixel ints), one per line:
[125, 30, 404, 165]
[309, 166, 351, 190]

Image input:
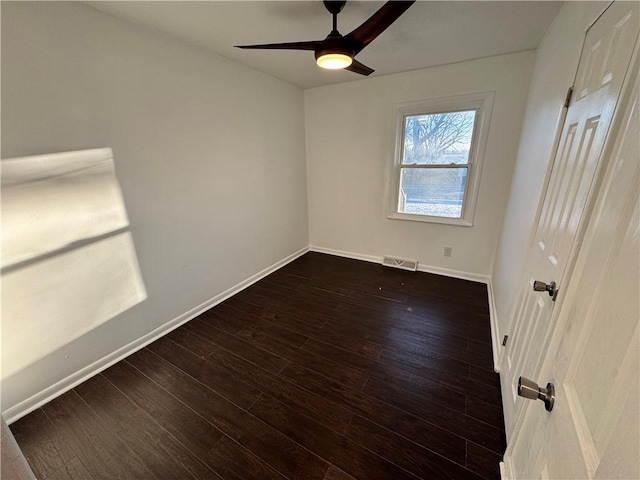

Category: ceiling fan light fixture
[316, 52, 353, 69]
[236, 1, 416, 77]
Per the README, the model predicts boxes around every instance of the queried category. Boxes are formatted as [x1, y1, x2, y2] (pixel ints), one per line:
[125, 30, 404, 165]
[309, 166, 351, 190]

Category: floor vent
[382, 256, 418, 271]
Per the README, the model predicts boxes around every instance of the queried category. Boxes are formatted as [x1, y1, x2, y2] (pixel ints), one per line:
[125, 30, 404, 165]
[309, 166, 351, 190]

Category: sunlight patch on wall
[1, 148, 147, 380]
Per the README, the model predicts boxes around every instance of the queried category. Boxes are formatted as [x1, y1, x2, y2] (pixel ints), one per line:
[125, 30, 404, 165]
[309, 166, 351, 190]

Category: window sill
[387, 212, 473, 227]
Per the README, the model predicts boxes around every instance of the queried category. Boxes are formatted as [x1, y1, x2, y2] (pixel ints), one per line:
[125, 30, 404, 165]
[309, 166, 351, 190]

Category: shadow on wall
[1, 148, 146, 384]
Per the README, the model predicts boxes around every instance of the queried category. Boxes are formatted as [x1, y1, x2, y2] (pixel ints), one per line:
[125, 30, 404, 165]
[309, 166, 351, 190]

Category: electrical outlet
[444, 246, 452, 257]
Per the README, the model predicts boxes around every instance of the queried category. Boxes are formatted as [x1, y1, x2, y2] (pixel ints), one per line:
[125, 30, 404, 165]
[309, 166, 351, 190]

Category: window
[388, 92, 493, 226]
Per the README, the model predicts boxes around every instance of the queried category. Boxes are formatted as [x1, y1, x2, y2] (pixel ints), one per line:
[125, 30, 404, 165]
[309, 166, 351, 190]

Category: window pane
[398, 167, 467, 218]
[402, 110, 476, 165]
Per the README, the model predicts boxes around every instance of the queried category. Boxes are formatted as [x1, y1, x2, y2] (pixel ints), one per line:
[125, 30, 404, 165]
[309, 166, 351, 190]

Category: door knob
[518, 376, 555, 412]
[533, 280, 558, 301]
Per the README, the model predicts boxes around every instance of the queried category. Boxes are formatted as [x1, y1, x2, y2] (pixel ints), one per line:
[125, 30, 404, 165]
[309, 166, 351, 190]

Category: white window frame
[387, 91, 494, 227]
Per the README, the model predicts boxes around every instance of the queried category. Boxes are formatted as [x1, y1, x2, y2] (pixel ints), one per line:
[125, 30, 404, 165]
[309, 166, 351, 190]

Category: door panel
[559, 72, 638, 477]
[501, 0, 639, 437]
[507, 28, 639, 478]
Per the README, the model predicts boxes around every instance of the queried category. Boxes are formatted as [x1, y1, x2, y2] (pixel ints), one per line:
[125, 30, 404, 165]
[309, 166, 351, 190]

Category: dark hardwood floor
[10, 252, 505, 480]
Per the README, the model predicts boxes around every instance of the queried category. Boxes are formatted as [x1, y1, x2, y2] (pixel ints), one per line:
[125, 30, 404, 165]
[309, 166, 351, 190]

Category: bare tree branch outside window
[403, 110, 476, 165]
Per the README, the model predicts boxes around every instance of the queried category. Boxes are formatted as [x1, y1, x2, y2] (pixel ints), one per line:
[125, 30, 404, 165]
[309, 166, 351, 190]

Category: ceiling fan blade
[345, 59, 374, 76]
[345, 1, 415, 54]
[235, 40, 322, 51]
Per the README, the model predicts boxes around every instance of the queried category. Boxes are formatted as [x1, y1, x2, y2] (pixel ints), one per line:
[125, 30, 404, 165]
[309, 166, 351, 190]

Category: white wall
[305, 52, 534, 278]
[491, 1, 610, 345]
[1, 2, 308, 414]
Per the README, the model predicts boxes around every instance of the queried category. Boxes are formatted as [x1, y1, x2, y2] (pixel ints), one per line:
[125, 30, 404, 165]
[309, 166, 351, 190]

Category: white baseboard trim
[416, 264, 489, 284]
[500, 457, 514, 480]
[486, 278, 502, 373]
[4, 246, 309, 424]
[309, 245, 489, 284]
[309, 245, 382, 265]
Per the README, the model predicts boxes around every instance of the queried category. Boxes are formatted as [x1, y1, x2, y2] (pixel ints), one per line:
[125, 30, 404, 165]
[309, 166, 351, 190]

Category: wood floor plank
[378, 345, 470, 377]
[292, 276, 354, 299]
[336, 300, 491, 345]
[365, 373, 466, 415]
[249, 395, 418, 480]
[322, 466, 357, 480]
[261, 270, 309, 290]
[364, 374, 506, 454]
[466, 348, 495, 370]
[296, 341, 505, 453]
[236, 292, 337, 331]
[74, 374, 138, 427]
[329, 309, 475, 356]
[203, 435, 290, 480]
[177, 321, 290, 374]
[128, 348, 330, 480]
[9, 409, 74, 480]
[344, 288, 489, 323]
[12, 252, 503, 480]
[403, 289, 490, 315]
[235, 290, 384, 359]
[322, 316, 471, 364]
[147, 336, 262, 409]
[224, 295, 333, 334]
[242, 280, 338, 318]
[75, 373, 210, 480]
[178, 334, 354, 434]
[302, 338, 500, 405]
[223, 296, 329, 334]
[466, 396, 505, 431]
[302, 336, 501, 406]
[43, 391, 159, 480]
[202, 297, 310, 346]
[279, 362, 467, 464]
[194, 308, 248, 335]
[237, 328, 370, 390]
[164, 327, 222, 358]
[469, 365, 502, 387]
[468, 338, 496, 355]
[346, 415, 484, 480]
[46, 457, 96, 480]
[466, 441, 503, 480]
[198, 303, 310, 348]
[102, 360, 224, 458]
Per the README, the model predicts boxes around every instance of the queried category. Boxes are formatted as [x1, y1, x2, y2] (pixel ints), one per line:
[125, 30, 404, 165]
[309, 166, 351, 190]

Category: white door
[500, 0, 639, 437]
[505, 44, 639, 479]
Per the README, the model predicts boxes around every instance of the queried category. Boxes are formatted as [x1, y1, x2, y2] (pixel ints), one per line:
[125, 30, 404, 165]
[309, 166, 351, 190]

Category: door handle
[533, 280, 558, 301]
[518, 376, 555, 412]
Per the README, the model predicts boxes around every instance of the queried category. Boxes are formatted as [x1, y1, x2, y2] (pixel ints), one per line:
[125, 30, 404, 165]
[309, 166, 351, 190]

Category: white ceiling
[87, 1, 563, 89]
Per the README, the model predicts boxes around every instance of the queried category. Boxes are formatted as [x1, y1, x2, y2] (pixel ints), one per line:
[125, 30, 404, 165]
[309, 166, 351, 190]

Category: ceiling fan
[235, 1, 416, 76]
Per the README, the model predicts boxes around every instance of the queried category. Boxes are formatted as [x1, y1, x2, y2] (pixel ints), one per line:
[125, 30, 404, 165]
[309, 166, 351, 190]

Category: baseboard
[309, 245, 383, 265]
[3, 246, 309, 424]
[415, 263, 489, 284]
[309, 245, 489, 284]
[500, 457, 514, 479]
[486, 278, 502, 373]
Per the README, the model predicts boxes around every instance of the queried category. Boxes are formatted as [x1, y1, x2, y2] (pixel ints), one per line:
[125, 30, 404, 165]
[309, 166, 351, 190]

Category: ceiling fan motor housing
[314, 40, 354, 62]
